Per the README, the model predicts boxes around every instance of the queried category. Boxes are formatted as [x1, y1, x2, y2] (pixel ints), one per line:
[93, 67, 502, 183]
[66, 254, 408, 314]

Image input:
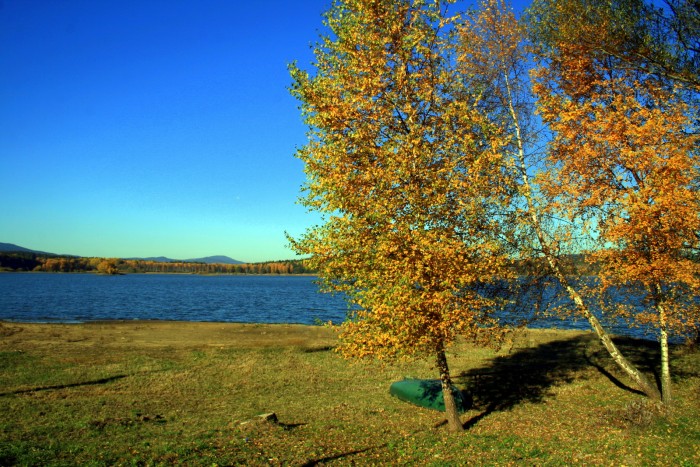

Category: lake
[0, 273, 348, 325]
[0, 272, 687, 342]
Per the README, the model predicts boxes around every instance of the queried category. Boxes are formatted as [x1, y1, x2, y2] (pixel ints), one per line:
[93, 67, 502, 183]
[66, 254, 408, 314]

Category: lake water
[0, 272, 690, 342]
[0, 273, 348, 325]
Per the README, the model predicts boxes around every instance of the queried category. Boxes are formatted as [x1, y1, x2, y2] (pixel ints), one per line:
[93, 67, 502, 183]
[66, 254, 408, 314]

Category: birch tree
[527, 0, 699, 91]
[290, 0, 513, 431]
[459, 0, 667, 401]
[528, 0, 700, 404]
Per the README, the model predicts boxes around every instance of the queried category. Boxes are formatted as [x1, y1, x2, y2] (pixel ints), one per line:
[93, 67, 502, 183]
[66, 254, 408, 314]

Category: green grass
[1, 321, 699, 465]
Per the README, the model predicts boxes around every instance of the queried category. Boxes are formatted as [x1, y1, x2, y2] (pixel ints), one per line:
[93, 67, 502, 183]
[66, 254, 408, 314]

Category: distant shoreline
[0, 269, 317, 277]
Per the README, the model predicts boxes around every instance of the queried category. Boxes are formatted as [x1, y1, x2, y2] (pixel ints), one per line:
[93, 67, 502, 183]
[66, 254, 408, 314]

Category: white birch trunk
[503, 71, 661, 401]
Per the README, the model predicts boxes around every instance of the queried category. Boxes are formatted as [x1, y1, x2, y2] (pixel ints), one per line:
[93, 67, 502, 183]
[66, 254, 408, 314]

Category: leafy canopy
[290, 0, 515, 360]
[530, 0, 700, 337]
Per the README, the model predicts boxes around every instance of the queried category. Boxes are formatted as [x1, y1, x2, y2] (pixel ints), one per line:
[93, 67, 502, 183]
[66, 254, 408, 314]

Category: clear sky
[1, 0, 529, 263]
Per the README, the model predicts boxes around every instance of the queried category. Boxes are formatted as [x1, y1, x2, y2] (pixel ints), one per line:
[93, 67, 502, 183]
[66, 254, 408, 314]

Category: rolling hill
[0, 243, 243, 265]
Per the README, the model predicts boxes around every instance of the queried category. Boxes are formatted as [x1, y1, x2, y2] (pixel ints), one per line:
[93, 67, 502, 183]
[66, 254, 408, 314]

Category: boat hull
[389, 378, 471, 413]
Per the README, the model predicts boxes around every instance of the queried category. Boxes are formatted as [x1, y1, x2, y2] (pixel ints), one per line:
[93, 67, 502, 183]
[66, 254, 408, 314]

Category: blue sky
[1, 0, 529, 263]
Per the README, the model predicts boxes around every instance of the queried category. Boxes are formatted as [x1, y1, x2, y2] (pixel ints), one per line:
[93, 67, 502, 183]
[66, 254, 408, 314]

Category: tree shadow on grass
[585, 336, 664, 392]
[454, 333, 665, 430]
[300, 446, 381, 467]
[597, 335, 699, 383]
[0, 374, 129, 396]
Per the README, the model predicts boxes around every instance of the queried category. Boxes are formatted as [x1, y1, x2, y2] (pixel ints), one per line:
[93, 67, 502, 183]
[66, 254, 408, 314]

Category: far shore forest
[0, 251, 596, 276]
[0, 252, 313, 275]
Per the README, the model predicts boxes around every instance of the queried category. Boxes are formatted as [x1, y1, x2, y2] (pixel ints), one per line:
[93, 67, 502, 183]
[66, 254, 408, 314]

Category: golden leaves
[293, 0, 699, 368]
[290, 0, 515, 363]
[532, 6, 700, 334]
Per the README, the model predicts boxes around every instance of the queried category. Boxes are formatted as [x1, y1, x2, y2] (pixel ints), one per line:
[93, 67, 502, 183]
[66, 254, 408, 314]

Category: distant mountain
[2, 243, 245, 265]
[185, 255, 244, 265]
[0, 242, 55, 256]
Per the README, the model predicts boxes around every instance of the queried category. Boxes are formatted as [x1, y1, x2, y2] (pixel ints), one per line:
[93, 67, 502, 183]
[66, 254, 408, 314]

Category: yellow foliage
[290, 0, 514, 361]
[532, 11, 700, 336]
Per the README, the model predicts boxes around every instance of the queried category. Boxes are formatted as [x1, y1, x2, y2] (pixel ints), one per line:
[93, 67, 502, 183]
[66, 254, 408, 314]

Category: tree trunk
[558, 274, 662, 401]
[531, 218, 661, 400]
[655, 290, 672, 405]
[518, 187, 662, 400]
[435, 343, 463, 432]
[505, 90, 661, 401]
[660, 324, 672, 405]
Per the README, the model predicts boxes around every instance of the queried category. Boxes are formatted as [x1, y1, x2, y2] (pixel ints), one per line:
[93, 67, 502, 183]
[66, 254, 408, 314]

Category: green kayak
[389, 378, 471, 413]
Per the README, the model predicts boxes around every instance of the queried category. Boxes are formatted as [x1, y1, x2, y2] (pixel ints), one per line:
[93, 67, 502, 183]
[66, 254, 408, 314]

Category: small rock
[257, 412, 278, 423]
[240, 412, 278, 426]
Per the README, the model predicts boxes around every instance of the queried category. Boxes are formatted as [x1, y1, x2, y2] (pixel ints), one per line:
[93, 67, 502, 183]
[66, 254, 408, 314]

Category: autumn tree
[528, 0, 700, 404]
[457, 0, 671, 402]
[290, 0, 514, 431]
[526, 0, 699, 92]
[97, 259, 120, 275]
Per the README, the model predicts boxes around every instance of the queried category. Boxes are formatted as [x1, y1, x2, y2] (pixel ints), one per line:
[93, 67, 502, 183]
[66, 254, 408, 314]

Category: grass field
[1, 321, 698, 465]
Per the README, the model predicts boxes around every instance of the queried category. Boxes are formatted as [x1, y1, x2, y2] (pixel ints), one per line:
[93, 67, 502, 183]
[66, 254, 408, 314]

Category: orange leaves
[531, 0, 700, 337]
[290, 1, 514, 364]
[293, 0, 698, 372]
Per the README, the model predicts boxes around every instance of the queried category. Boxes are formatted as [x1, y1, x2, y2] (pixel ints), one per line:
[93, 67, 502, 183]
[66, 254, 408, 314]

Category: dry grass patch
[1, 321, 698, 465]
